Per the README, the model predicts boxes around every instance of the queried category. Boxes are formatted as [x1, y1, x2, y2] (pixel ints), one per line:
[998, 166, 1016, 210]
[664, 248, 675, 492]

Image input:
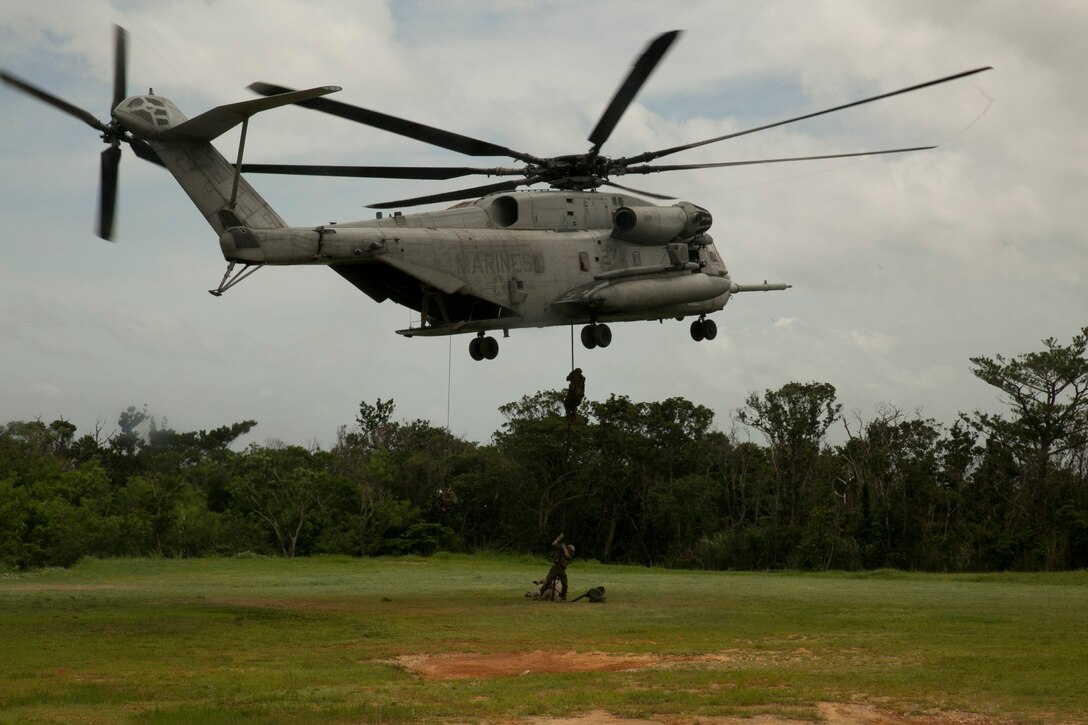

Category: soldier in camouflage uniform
[539, 533, 575, 600]
[564, 368, 585, 424]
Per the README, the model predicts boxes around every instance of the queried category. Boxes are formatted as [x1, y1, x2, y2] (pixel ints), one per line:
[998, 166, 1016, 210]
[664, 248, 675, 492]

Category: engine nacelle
[611, 202, 713, 245]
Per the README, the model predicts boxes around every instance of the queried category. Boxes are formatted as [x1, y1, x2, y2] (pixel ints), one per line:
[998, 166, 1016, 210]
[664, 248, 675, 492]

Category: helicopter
[1, 28, 990, 361]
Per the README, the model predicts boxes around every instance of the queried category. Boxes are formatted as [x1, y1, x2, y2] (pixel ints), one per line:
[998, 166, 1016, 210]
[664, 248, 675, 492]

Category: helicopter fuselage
[216, 190, 741, 337]
[116, 88, 789, 359]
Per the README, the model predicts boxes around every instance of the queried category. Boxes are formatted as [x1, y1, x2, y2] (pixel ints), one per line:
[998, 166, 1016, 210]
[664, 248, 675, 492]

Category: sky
[1, 0, 1085, 449]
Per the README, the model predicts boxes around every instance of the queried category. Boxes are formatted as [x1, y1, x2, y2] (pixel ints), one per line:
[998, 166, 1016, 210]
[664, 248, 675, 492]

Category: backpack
[571, 585, 606, 603]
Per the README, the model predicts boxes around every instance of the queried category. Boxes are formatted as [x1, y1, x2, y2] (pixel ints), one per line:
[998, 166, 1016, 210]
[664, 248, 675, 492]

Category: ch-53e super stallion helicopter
[2, 28, 989, 361]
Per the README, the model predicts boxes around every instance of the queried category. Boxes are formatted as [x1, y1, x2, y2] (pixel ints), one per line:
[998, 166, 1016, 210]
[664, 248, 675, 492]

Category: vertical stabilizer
[113, 86, 341, 235]
[150, 135, 285, 234]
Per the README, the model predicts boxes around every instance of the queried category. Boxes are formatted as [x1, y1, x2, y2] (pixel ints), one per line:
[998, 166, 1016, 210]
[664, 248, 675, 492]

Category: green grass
[1, 555, 1086, 723]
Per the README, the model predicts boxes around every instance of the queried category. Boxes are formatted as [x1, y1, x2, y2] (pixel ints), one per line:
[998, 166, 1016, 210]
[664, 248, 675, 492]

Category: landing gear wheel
[481, 335, 499, 360]
[690, 318, 717, 342]
[580, 324, 597, 349]
[469, 336, 484, 361]
[593, 323, 612, 348]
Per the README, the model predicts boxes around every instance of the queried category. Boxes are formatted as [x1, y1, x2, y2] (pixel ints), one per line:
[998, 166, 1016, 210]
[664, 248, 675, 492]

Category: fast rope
[563, 325, 586, 457]
[443, 333, 452, 487]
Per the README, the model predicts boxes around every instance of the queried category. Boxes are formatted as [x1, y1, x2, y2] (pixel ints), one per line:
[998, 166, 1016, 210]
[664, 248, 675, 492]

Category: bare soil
[393, 651, 1009, 724]
[394, 650, 657, 680]
[519, 704, 998, 724]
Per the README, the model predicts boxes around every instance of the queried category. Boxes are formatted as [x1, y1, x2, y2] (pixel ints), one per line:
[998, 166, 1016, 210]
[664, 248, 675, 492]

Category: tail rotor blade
[5, 24, 140, 240]
[112, 25, 128, 111]
[1, 71, 107, 132]
[97, 145, 121, 241]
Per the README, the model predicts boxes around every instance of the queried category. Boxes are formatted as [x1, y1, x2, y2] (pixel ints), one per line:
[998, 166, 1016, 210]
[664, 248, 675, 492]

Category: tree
[840, 406, 948, 569]
[436, 445, 521, 550]
[146, 420, 257, 467]
[589, 396, 716, 564]
[966, 327, 1088, 569]
[736, 382, 842, 533]
[352, 398, 398, 454]
[495, 390, 592, 537]
[227, 447, 326, 558]
[968, 326, 1088, 475]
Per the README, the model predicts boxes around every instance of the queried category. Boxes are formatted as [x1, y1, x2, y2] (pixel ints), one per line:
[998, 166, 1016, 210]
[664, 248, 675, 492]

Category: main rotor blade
[599, 180, 676, 201]
[240, 163, 527, 180]
[112, 25, 128, 111]
[97, 145, 121, 241]
[249, 82, 543, 164]
[621, 146, 936, 174]
[1, 71, 107, 132]
[588, 30, 681, 151]
[367, 175, 544, 210]
[621, 66, 992, 166]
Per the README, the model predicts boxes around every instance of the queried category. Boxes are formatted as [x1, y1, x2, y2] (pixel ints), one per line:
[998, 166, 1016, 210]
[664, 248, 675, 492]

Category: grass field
[1, 555, 1085, 724]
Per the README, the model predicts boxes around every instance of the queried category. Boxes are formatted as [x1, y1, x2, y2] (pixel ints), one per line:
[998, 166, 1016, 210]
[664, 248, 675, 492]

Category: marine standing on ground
[540, 533, 575, 600]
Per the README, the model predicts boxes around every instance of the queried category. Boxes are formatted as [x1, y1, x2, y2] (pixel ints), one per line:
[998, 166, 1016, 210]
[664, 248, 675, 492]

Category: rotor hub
[540, 154, 614, 191]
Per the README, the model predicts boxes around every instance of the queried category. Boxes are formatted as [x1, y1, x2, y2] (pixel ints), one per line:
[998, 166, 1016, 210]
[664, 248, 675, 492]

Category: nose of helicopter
[113, 94, 188, 137]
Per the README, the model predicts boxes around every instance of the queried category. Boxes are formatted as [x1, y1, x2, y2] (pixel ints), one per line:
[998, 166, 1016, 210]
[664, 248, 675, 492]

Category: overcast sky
[1, 0, 1084, 449]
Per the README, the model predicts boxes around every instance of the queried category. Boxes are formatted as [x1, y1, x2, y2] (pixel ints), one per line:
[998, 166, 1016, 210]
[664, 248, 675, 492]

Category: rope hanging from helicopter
[562, 326, 586, 458]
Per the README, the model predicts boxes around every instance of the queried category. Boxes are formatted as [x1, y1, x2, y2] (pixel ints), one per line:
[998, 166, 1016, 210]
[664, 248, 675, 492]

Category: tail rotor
[1, 24, 143, 241]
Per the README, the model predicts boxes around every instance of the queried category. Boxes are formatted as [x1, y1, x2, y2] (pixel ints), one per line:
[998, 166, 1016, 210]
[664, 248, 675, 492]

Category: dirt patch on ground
[395, 650, 657, 680]
[393, 647, 916, 681]
[518, 703, 998, 725]
[393, 649, 843, 680]
[0, 583, 135, 591]
[393, 652, 1008, 724]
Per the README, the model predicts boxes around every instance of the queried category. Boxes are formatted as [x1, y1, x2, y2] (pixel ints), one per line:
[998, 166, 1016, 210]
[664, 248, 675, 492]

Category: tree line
[2, 327, 1085, 572]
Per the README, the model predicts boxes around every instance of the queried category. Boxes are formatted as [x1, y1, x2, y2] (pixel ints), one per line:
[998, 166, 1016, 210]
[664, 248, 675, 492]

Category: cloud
[1, 0, 1085, 447]
[30, 382, 64, 397]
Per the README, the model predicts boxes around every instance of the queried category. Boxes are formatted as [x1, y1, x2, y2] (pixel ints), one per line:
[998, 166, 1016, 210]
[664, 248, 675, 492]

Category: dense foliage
[2, 328, 1086, 571]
